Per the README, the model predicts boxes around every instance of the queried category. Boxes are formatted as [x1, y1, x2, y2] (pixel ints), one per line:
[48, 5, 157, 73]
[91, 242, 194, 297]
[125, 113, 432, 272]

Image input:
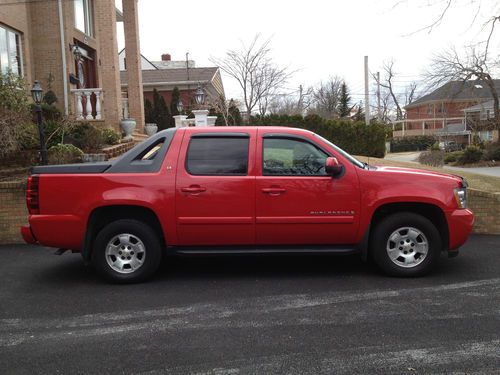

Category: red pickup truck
[21, 126, 474, 282]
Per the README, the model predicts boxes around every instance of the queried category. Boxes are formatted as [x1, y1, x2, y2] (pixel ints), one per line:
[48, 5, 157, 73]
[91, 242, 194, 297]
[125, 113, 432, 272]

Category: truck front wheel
[92, 219, 162, 283]
[371, 212, 442, 277]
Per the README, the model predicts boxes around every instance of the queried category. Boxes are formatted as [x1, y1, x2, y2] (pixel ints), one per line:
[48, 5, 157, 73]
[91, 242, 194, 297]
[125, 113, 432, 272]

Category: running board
[171, 245, 359, 256]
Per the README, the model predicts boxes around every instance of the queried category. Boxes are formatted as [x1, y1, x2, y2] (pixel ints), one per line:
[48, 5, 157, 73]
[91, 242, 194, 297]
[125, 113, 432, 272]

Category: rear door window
[186, 136, 249, 175]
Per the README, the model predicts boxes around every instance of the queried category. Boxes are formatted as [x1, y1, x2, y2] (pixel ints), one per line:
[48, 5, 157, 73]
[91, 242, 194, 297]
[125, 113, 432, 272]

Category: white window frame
[74, 0, 93, 37]
[0, 24, 23, 76]
[479, 130, 493, 142]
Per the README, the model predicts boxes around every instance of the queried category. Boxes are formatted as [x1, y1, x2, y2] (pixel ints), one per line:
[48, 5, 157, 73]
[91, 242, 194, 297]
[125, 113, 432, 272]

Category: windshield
[314, 134, 365, 169]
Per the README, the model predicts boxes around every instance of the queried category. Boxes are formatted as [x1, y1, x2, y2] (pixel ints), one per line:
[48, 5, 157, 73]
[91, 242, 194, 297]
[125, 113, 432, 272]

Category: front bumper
[446, 209, 474, 251]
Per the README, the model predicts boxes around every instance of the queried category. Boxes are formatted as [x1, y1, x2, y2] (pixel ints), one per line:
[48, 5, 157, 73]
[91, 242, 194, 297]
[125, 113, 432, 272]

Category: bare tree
[207, 94, 242, 126]
[373, 61, 419, 121]
[373, 61, 403, 120]
[210, 35, 293, 119]
[309, 76, 343, 119]
[370, 90, 393, 124]
[426, 47, 500, 129]
[268, 85, 313, 116]
[395, 0, 500, 58]
[404, 82, 418, 107]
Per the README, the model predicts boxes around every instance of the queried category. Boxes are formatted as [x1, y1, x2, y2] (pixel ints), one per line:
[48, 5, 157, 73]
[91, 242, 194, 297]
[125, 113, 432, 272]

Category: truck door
[175, 129, 256, 246]
[255, 130, 360, 245]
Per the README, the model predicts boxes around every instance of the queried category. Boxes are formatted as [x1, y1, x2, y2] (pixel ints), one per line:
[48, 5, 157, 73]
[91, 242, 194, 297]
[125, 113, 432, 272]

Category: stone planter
[120, 118, 136, 141]
[83, 153, 107, 163]
[145, 123, 158, 136]
[207, 116, 218, 126]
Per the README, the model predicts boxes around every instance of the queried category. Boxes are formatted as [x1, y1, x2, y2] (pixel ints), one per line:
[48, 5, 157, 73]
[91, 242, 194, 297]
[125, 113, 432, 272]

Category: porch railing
[71, 88, 103, 120]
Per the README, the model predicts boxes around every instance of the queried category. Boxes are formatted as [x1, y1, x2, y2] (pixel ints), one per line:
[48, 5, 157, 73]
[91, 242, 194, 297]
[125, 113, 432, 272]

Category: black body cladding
[31, 129, 177, 175]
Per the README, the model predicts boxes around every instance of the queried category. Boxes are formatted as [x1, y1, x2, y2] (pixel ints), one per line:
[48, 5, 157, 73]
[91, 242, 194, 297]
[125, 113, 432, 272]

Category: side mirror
[325, 157, 343, 176]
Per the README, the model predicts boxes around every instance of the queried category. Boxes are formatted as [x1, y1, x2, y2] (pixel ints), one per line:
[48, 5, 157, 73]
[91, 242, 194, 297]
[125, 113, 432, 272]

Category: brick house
[395, 80, 500, 142]
[119, 51, 225, 115]
[463, 100, 500, 142]
[0, 0, 146, 132]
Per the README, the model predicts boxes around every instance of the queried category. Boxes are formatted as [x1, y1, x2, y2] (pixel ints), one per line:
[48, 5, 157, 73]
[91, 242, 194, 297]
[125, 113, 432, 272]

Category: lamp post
[173, 99, 187, 128]
[31, 80, 48, 165]
[176, 99, 184, 115]
[194, 85, 205, 107]
[192, 84, 209, 127]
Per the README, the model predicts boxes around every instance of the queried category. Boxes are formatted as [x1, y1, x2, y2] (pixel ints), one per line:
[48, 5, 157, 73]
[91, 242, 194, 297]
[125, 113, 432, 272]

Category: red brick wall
[406, 101, 482, 130]
[0, 182, 28, 245]
[143, 89, 194, 108]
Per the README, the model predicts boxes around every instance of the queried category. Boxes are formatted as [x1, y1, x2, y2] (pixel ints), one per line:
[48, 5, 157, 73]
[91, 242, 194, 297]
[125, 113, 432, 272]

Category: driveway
[384, 151, 421, 164]
[445, 165, 500, 177]
[385, 152, 500, 177]
[0, 236, 499, 374]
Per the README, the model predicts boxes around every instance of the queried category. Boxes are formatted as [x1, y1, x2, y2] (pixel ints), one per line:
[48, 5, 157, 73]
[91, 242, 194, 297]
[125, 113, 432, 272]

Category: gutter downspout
[58, 0, 69, 115]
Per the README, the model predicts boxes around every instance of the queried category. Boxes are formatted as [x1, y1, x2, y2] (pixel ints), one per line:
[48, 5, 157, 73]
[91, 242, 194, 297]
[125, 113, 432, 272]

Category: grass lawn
[355, 155, 500, 194]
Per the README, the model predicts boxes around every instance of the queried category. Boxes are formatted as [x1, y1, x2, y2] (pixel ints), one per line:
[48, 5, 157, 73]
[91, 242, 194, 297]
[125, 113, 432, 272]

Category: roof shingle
[407, 80, 500, 108]
[120, 67, 219, 85]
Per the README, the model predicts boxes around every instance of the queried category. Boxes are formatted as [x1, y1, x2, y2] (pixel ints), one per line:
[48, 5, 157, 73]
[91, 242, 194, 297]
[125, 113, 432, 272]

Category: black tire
[371, 212, 442, 277]
[92, 219, 162, 283]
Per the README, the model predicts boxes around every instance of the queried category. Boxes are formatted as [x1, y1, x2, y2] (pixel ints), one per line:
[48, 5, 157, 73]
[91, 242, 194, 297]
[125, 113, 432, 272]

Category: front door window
[263, 138, 328, 176]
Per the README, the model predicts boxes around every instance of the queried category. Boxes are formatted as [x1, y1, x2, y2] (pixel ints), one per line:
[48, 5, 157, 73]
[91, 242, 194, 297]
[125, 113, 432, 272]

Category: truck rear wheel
[371, 212, 441, 277]
[92, 219, 162, 283]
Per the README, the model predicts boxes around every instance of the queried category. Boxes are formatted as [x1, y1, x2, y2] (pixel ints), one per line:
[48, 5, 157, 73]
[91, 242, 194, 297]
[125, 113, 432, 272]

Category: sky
[116, 0, 499, 107]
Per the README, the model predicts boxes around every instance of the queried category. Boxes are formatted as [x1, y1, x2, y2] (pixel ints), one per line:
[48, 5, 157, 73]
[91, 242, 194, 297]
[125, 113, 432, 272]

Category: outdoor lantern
[177, 99, 184, 114]
[194, 85, 205, 105]
[73, 45, 83, 61]
[31, 80, 43, 105]
[31, 80, 48, 165]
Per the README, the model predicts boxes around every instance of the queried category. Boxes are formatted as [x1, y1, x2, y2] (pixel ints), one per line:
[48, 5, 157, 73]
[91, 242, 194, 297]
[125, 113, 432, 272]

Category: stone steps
[102, 132, 150, 160]
[102, 139, 136, 159]
[133, 131, 149, 142]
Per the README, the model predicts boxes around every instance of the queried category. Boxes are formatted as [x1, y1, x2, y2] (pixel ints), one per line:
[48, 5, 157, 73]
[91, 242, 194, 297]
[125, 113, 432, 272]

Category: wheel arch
[82, 205, 165, 262]
[361, 202, 449, 261]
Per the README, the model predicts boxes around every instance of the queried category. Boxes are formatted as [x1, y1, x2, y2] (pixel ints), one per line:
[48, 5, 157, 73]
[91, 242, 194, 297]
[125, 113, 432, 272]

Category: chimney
[161, 53, 171, 61]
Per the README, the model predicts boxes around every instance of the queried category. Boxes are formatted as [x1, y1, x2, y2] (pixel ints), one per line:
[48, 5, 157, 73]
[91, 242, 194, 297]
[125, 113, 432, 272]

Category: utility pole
[298, 85, 303, 115]
[364, 56, 370, 125]
[186, 52, 190, 110]
[376, 71, 381, 121]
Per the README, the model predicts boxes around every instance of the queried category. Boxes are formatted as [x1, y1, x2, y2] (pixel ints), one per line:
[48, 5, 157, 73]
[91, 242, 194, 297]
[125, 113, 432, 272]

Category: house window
[0, 25, 22, 76]
[74, 0, 93, 36]
[479, 131, 493, 142]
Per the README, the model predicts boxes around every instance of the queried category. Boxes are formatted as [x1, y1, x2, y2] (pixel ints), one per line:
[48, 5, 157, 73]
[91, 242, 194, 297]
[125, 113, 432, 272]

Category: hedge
[390, 136, 435, 152]
[250, 114, 387, 158]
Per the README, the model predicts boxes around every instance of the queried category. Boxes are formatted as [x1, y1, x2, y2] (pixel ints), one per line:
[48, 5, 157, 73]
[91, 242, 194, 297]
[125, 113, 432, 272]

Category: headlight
[454, 187, 467, 209]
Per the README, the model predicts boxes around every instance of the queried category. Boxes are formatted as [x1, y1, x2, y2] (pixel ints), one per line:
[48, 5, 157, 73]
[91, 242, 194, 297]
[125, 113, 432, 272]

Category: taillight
[26, 175, 40, 214]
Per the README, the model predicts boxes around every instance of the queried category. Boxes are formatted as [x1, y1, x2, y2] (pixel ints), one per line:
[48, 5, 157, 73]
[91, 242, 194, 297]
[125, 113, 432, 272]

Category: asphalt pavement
[0, 235, 499, 374]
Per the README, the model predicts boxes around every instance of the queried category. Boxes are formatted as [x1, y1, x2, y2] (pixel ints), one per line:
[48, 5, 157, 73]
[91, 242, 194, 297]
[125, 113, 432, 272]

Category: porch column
[94, 0, 122, 129]
[123, 0, 145, 132]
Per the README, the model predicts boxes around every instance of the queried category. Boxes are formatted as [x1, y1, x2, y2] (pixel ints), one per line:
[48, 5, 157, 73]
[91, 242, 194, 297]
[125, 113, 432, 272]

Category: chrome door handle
[262, 187, 286, 195]
[181, 185, 206, 194]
